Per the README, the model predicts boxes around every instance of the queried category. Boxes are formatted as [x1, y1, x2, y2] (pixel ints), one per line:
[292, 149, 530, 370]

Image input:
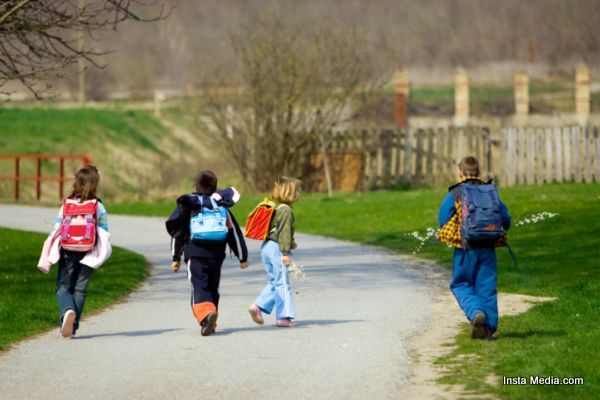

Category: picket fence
[312, 125, 600, 190]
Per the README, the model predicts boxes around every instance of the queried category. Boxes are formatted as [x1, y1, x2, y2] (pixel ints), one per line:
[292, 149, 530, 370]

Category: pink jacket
[37, 227, 112, 273]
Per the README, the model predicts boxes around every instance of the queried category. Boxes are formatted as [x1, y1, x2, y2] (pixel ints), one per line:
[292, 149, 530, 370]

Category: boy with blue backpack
[165, 170, 248, 336]
[438, 156, 511, 340]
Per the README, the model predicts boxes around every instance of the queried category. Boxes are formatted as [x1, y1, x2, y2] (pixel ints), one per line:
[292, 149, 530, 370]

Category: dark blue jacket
[166, 188, 248, 262]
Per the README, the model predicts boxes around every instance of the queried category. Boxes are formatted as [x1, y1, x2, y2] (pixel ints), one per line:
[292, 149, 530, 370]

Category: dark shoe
[471, 312, 486, 339]
[201, 313, 218, 336]
[483, 326, 495, 340]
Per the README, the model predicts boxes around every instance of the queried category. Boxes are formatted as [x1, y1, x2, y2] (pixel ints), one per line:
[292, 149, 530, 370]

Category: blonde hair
[271, 176, 301, 205]
[69, 165, 100, 202]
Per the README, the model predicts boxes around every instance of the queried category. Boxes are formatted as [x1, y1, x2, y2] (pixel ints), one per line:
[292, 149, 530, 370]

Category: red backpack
[59, 198, 98, 252]
[244, 198, 277, 241]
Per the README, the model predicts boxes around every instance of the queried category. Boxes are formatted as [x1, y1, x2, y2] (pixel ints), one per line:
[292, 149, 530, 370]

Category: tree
[198, 11, 371, 193]
[0, 0, 167, 98]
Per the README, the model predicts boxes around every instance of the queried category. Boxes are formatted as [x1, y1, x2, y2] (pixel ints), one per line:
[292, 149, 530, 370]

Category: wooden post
[454, 68, 469, 126]
[14, 157, 20, 202]
[403, 129, 413, 185]
[36, 158, 42, 200]
[393, 68, 409, 128]
[527, 128, 535, 184]
[59, 158, 65, 199]
[563, 127, 572, 182]
[514, 71, 529, 118]
[545, 128, 553, 183]
[154, 90, 165, 118]
[575, 64, 590, 123]
[554, 127, 563, 182]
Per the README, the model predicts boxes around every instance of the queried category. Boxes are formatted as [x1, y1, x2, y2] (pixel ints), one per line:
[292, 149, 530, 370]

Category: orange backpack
[244, 198, 277, 241]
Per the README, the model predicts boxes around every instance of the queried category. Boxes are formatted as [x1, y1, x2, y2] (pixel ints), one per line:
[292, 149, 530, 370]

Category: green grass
[0, 227, 149, 351]
[0, 107, 167, 155]
[0, 107, 171, 201]
[110, 183, 600, 399]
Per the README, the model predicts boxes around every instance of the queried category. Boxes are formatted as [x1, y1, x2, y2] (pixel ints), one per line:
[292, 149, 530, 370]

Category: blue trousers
[56, 250, 94, 333]
[254, 240, 296, 320]
[450, 248, 498, 331]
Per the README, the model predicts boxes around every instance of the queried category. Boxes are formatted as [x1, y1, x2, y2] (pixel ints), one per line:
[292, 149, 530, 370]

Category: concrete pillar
[575, 64, 590, 120]
[454, 68, 469, 126]
[393, 68, 409, 128]
[514, 71, 529, 117]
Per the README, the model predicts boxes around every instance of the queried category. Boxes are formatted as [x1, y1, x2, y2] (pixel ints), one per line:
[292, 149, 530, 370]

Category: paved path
[0, 205, 432, 400]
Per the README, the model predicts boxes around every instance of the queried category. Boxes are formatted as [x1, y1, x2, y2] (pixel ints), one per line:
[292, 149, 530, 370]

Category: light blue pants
[254, 240, 296, 320]
[450, 248, 498, 331]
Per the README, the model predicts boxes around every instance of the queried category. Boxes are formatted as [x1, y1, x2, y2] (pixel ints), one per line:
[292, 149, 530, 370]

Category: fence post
[454, 68, 469, 126]
[514, 71, 529, 118]
[575, 64, 590, 123]
[36, 158, 42, 200]
[59, 157, 65, 199]
[14, 157, 20, 201]
[393, 68, 409, 129]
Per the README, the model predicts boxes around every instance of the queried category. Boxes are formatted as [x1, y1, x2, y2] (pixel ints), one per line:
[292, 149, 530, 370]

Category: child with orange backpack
[247, 177, 301, 328]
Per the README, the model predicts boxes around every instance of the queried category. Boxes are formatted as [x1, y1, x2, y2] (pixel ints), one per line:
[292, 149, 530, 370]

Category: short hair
[272, 176, 301, 204]
[457, 156, 480, 177]
[194, 170, 218, 195]
[69, 165, 99, 201]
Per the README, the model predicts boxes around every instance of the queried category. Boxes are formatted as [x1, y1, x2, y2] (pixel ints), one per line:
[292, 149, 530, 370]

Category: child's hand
[291, 241, 298, 250]
[240, 261, 249, 270]
[171, 261, 181, 273]
[282, 256, 291, 266]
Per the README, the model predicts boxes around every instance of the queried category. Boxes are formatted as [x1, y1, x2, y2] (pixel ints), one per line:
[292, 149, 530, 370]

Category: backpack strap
[61, 216, 72, 241]
[84, 215, 94, 240]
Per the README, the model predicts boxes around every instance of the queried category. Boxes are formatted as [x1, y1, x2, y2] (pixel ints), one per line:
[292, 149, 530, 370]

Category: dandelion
[513, 212, 559, 227]
[288, 261, 306, 281]
[405, 227, 440, 255]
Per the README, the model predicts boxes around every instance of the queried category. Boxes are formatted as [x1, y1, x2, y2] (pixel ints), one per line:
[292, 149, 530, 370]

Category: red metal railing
[0, 154, 92, 201]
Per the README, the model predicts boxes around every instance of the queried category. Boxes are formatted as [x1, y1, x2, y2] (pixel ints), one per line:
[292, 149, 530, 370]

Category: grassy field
[0, 107, 174, 201]
[0, 227, 149, 351]
[110, 183, 600, 399]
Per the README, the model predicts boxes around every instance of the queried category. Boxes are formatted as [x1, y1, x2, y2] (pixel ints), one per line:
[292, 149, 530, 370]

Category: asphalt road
[0, 205, 433, 400]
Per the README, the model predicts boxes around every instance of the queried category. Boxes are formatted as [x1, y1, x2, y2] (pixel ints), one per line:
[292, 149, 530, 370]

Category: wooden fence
[310, 125, 600, 191]
[500, 126, 600, 185]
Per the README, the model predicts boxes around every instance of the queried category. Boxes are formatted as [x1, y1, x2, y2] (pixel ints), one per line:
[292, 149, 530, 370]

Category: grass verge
[0, 227, 149, 351]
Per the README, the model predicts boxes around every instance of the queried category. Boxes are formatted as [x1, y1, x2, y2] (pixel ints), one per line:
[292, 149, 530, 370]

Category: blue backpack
[189, 196, 228, 241]
[451, 182, 505, 249]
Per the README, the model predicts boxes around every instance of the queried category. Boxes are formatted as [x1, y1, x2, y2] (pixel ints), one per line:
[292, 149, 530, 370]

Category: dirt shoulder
[400, 257, 557, 400]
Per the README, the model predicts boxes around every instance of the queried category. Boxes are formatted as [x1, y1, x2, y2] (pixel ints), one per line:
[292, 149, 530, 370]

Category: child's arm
[165, 204, 189, 271]
[213, 187, 241, 207]
[499, 200, 512, 230]
[438, 192, 456, 227]
[97, 202, 109, 232]
[226, 210, 249, 268]
[53, 205, 64, 231]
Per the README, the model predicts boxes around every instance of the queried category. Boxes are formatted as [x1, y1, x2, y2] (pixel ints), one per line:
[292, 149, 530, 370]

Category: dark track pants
[187, 256, 224, 324]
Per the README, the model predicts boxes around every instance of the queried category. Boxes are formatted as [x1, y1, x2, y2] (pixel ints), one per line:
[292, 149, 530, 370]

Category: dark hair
[457, 156, 480, 177]
[194, 170, 218, 194]
[69, 165, 99, 201]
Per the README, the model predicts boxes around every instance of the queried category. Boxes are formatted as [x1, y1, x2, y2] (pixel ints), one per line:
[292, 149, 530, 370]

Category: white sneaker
[61, 310, 76, 338]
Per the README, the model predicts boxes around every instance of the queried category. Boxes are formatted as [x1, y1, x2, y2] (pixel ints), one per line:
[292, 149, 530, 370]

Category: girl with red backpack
[52, 166, 109, 338]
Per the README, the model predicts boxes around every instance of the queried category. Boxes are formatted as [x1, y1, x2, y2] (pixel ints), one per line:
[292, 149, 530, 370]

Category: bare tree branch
[0, 0, 169, 98]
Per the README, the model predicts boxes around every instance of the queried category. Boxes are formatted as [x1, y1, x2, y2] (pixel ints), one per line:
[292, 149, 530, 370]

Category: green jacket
[266, 203, 295, 255]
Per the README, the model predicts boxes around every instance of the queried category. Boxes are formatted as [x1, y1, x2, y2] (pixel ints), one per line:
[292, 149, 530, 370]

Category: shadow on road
[75, 328, 183, 339]
[216, 319, 363, 335]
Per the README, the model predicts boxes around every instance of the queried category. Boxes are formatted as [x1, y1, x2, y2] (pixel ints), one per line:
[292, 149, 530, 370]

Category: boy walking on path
[438, 156, 511, 339]
[166, 170, 248, 336]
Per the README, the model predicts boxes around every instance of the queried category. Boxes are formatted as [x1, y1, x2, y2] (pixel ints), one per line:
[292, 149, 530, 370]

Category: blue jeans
[254, 240, 296, 320]
[56, 250, 94, 333]
[450, 247, 498, 331]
